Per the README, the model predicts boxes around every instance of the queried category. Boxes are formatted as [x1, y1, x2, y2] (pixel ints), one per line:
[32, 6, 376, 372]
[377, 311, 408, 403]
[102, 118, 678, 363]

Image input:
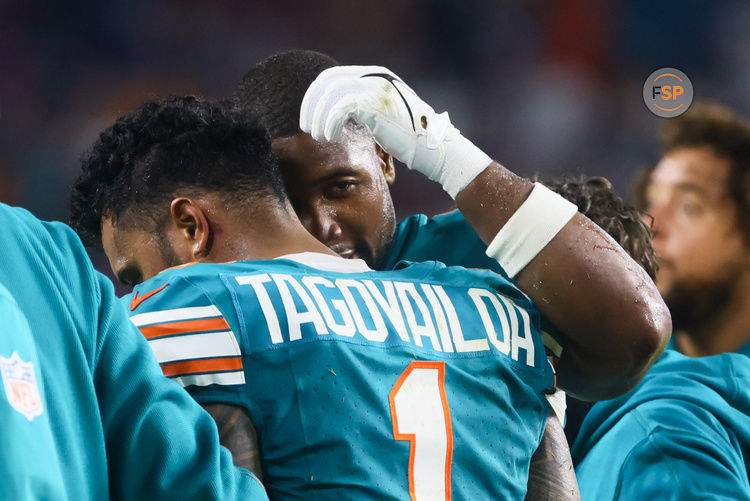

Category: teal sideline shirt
[0, 204, 266, 501]
[0, 283, 66, 499]
[123, 253, 555, 500]
[571, 350, 750, 500]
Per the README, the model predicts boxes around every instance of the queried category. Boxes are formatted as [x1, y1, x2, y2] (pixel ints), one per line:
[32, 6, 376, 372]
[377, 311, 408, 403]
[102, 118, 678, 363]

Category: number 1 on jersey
[389, 361, 453, 501]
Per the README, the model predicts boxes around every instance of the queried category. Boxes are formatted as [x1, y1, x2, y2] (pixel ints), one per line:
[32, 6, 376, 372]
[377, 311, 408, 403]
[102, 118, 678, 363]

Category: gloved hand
[300, 65, 492, 198]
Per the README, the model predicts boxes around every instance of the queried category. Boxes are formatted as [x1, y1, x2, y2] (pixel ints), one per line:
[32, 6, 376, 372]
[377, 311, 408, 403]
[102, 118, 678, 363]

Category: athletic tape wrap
[544, 389, 567, 425]
[485, 183, 578, 278]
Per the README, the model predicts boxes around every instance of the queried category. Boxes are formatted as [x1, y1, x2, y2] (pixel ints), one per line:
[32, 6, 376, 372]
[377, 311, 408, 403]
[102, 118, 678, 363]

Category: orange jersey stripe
[139, 317, 230, 339]
[161, 356, 243, 377]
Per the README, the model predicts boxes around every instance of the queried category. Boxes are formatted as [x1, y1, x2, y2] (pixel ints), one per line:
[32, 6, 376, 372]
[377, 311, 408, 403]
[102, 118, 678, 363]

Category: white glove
[299, 65, 492, 198]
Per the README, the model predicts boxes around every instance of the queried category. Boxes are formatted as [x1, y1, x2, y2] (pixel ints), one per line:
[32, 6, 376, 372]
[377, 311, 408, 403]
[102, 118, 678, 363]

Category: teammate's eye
[324, 180, 358, 199]
[681, 202, 703, 217]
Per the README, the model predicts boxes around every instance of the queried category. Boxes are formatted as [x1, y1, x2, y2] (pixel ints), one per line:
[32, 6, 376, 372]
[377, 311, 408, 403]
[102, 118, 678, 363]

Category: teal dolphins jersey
[383, 211, 565, 366]
[571, 350, 750, 500]
[123, 252, 556, 500]
[383, 210, 510, 278]
[0, 204, 266, 501]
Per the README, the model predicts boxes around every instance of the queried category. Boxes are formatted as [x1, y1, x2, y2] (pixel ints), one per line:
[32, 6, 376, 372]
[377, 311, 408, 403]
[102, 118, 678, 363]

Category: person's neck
[201, 206, 337, 264]
[676, 270, 750, 357]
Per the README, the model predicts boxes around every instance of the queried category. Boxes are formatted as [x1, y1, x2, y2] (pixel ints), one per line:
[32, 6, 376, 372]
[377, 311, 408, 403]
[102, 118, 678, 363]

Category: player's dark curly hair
[632, 102, 750, 242]
[541, 174, 658, 280]
[70, 95, 285, 247]
[233, 50, 340, 139]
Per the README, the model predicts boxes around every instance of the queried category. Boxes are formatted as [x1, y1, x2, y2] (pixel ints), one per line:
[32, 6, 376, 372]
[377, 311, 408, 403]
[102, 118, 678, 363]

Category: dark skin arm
[203, 403, 263, 479]
[456, 164, 671, 400]
[526, 414, 581, 501]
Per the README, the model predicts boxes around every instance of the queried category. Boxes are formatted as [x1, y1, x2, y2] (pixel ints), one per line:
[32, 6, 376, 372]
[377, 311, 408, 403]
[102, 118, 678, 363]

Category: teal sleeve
[615, 427, 750, 500]
[0, 287, 66, 501]
[93, 273, 267, 500]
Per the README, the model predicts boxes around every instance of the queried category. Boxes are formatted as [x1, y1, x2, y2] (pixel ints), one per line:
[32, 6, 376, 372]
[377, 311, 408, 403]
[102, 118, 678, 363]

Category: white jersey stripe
[173, 371, 245, 387]
[130, 305, 222, 327]
[148, 331, 241, 364]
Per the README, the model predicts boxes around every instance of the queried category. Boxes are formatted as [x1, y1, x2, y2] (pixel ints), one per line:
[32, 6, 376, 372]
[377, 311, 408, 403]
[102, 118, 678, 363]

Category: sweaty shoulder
[384, 210, 509, 278]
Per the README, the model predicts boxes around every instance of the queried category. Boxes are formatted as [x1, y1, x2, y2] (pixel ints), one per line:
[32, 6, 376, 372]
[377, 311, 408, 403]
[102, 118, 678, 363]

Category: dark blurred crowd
[2, 0, 749, 222]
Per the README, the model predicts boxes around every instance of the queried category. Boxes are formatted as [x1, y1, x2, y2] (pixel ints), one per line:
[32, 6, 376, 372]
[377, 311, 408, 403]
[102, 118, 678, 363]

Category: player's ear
[375, 144, 396, 185]
[169, 197, 212, 259]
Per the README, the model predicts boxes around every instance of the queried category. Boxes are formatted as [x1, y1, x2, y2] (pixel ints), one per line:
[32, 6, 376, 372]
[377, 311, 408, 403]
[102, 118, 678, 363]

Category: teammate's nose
[301, 208, 343, 244]
[647, 203, 667, 241]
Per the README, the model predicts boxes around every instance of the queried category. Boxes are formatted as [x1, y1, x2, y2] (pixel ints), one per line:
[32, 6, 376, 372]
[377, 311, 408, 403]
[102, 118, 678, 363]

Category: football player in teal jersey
[71, 96, 555, 499]
[233, 51, 670, 400]
[534, 177, 750, 499]
[70, 96, 666, 500]
[554, 178, 750, 499]
[0, 203, 267, 500]
[634, 103, 750, 357]
[234, 52, 669, 498]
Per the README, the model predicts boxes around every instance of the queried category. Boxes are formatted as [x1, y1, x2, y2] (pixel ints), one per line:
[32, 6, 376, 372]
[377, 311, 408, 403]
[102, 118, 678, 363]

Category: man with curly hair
[634, 103, 750, 357]
[532, 175, 750, 500]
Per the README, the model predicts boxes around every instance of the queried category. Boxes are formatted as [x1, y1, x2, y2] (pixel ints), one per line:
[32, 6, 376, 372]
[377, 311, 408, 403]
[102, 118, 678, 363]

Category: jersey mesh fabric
[125, 256, 555, 500]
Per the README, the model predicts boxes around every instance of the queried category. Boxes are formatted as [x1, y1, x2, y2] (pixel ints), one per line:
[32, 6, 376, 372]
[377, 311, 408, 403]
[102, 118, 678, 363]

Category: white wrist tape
[434, 132, 492, 199]
[544, 388, 567, 425]
[485, 183, 578, 278]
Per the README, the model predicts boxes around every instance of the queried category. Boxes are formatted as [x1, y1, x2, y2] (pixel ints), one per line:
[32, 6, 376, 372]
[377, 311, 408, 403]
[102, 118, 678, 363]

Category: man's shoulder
[394, 210, 473, 242]
[577, 350, 750, 457]
[388, 211, 507, 276]
[1, 204, 91, 280]
[125, 265, 248, 393]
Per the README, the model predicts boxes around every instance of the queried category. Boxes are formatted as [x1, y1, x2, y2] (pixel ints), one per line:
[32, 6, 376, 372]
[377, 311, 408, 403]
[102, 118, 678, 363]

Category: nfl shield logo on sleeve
[0, 352, 43, 421]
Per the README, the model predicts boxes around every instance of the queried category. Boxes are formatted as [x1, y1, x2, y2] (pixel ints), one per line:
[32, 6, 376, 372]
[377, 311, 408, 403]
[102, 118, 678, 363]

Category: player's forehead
[649, 146, 731, 202]
[272, 129, 378, 181]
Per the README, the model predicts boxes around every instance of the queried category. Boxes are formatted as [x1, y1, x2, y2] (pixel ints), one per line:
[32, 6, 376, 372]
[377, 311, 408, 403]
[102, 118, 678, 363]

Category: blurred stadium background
[2, 0, 749, 286]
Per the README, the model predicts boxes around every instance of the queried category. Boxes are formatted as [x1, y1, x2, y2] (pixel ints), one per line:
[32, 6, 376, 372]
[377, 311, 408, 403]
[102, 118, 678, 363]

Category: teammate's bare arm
[525, 413, 580, 501]
[456, 166, 670, 399]
[204, 404, 263, 479]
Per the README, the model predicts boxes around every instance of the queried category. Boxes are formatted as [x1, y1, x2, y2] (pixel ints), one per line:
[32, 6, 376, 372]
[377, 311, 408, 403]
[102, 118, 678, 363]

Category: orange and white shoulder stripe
[130, 306, 245, 387]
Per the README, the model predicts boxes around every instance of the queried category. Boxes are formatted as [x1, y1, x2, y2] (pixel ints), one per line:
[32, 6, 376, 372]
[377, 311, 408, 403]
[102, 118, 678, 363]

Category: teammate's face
[645, 146, 748, 327]
[101, 218, 183, 286]
[272, 127, 396, 268]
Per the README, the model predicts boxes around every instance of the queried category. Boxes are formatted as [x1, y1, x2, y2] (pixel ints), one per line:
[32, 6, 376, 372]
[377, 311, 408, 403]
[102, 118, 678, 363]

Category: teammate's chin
[331, 243, 373, 266]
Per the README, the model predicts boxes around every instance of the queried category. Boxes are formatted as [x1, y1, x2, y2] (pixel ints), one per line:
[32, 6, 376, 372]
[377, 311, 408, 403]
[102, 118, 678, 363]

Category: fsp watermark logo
[643, 68, 693, 118]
